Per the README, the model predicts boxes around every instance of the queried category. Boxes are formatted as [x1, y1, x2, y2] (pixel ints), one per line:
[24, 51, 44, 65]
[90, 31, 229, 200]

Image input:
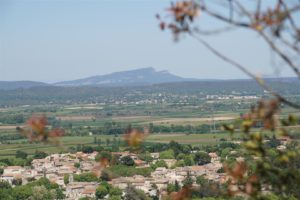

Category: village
[0, 149, 225, 200]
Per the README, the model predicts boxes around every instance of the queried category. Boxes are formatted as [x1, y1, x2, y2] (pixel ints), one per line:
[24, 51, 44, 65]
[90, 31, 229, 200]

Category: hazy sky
[0, 0, 296, 82]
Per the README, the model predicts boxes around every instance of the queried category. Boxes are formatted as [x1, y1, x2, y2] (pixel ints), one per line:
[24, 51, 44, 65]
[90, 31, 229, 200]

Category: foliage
[159, 149, 175, 159]
[0, 180, 11, 189]
[95, 182, 122, 200]
[120, 156, 135, 166]
[101, 165, 152, 180]
[79, 197, 95, 200]
[166, 180, 181, 194]
[74, 162, 80, 168]
[95, 185, 108, 199]
[124, 185, 151, 200]
[182, 172, 194, 187]
[194, 151, 211, 165]
[82, 146, 94, 153]
[33, 150, 48, 159]
[193, 176, 225, 198]
[109, 196, 122, 200]
[151, 160, 168, 170]
[138, 152, 153, 163]
[167, 183, 176, 193]
[222, 100, 300, 199]
[64, 174, 69, 185]
[12, 185, 33, 200]
[184, 154, 195, 166]
[16, 150, 28, 159]
[0, 157, 31, 167]
[0, 178, 63, 200]
[12, 178, 22, 186]
[109, 187, 122, 197]
[0, 181, 13, 200]
[28, 185, 56, 200]
[0, 113, 25, 124]
[95, 151, 112, 162]
[74, 172, 98, 182]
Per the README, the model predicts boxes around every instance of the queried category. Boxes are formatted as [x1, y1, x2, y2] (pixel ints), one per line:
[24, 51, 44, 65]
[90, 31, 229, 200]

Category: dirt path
[56, 116, 94, 121]
[151, 116, 236, 124]
[0, 125, 19, 130]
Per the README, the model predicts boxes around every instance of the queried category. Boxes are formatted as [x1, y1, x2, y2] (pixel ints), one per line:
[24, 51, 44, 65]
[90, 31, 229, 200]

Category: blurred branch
[258, 30, 300, 78]
[189, 31, 300, 109]
[193, 26, 236, 35]
[158, 0, 300, 107]
[279, 37, 300, 53]
[279, 0, 299, 32]
[199, 4, 251, 28]
[201, 0, 300, 78]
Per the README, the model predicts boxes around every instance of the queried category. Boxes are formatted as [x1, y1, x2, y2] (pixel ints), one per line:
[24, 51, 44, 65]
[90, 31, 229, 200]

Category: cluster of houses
[110, 163, 225, 197]
[206, 95, 259, 100]
[1, 152, 99, 199]
[0, 150, 225, 200]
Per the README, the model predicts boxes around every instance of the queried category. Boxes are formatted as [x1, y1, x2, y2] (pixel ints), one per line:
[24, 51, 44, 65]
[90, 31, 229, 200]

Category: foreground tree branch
[189, 31, 300, 109]
[157, 0, 300, 108]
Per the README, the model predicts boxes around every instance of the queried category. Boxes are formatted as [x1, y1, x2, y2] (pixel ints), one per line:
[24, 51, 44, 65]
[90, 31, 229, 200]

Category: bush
[184, 155, 195, 166]
[194, 152, 211, 165]
[95, 151, 112, 162]
[151, 160, 168, 170]
[124, 185, 151, 200]
[101, 165, 152, 179]
[159, 149, 175, 159]
[109, 196, 122, 200]
[109, 187, 122, 196]
[138, 152, 153, 163]
[82, 146, 94, 154]
[12, 178, 22, 186]
[33, 151, 48, 159]
[167, 183, 176, 193]
[16, 150, 28, 159]
[96, 185, 108, 199]
[120, 156, 135, 166]
[74, 173, 98, 182]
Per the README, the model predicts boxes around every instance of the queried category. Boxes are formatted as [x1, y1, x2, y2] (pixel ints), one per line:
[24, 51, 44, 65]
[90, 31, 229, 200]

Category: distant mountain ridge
[0, 68, 298, 90]
[0, 81, 48, 90]
[55, 67, 197, 86]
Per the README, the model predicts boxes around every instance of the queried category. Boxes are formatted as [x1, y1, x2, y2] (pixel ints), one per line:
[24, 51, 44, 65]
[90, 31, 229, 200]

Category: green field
[0, 131, 240, 157]
[0, 101, 300, 158]
[0, 130, 288, 158]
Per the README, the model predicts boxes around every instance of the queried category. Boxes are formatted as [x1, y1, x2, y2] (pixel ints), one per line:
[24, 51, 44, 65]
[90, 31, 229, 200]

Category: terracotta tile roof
[189, 166, 205, 171]
[134, 159, 145, 166]
[14, 174, 22, 179]
[82, 188, 96, 194]
[1, 173, 14, 177]
[6, 166, 23, 170]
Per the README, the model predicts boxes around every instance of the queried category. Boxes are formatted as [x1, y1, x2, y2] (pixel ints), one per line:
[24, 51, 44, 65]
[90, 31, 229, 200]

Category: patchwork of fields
[0, 103, 299, 158]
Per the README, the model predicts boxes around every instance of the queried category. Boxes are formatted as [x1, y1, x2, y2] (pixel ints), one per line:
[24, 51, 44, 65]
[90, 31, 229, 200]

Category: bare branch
[193, 26, 236, 35]
[279, 37, 300, 53]
[189, 31, 300, 109]
[279, 0, 299, 32]
[258, 30, 300, 78]
[199, 4, 251, 28]
[206, 1, 300, 78]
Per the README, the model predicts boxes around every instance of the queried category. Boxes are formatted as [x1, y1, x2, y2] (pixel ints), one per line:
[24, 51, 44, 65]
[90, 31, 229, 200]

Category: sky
[0, 0, 297, 82]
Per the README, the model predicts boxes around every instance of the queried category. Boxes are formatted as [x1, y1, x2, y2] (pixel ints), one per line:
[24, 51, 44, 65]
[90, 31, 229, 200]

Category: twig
[199, 4, 250, 28]
[189, 31, 300, 109]
[193, 26, 236, 35]
[258, 30, 300, 78]
[204, 1, 300, 78]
